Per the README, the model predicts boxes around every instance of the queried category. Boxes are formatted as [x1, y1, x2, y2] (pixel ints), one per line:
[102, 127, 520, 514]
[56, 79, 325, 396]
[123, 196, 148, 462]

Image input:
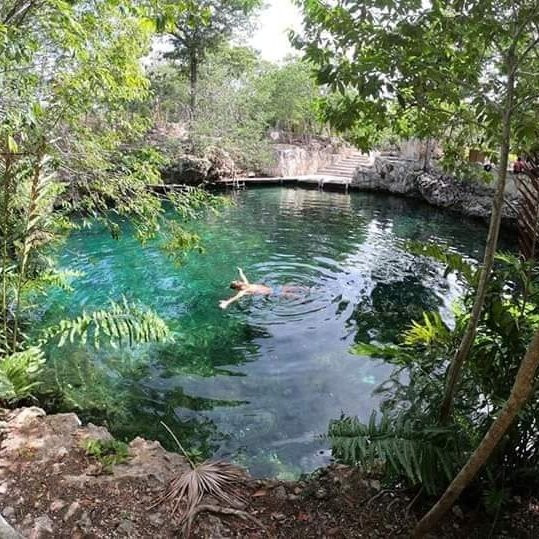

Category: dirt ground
[1, 407, 538, 538]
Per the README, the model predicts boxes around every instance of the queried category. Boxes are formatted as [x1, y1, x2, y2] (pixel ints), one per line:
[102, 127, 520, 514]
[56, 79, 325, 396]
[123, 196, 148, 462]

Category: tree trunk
[189, 52, 198, 122]
[413, 327, 539, 537]
[439, 51, 516, 422]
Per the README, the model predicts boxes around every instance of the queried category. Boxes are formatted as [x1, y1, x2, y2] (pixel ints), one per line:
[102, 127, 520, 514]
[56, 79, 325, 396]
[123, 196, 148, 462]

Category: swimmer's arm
[237, 267, 249, 284]
[219, 290, 247, 309]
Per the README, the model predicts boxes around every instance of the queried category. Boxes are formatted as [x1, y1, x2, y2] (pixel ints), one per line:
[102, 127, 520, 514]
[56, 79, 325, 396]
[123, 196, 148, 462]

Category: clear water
[40, 187, 503, 479]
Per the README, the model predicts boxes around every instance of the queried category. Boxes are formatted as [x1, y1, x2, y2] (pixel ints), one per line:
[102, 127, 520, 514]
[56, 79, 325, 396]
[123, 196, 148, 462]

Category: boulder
[205, 146, 236, 179]
[163, 154, 213, 185]
[163, 147, 237, 185]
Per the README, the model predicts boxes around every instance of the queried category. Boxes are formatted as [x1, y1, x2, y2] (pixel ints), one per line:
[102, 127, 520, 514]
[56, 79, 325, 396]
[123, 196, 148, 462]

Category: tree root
[184, 503, 272, 538]
[364, 489, 392, 507]
[405, 487, 424, 517]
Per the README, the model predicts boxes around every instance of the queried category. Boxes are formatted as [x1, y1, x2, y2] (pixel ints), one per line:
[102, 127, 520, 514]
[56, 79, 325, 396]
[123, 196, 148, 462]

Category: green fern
[403, 312, 451, 347]
[329, 411, 460, 495]
[0, 346, 45, 402]
[40, 298, 172, 349]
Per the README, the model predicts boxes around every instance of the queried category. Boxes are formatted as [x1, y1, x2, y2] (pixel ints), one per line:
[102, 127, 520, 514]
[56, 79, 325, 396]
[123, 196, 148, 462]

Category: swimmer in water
[219, 268, 306, 309]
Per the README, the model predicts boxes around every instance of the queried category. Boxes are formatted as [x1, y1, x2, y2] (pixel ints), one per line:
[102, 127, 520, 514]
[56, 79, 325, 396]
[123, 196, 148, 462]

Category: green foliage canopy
[293, 0, 539, 158]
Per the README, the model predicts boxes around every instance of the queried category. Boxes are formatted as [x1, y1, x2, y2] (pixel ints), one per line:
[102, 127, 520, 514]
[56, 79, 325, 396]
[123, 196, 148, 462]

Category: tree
[145, 49, 325, 170]
[163, 0, 262, 118]
[413, 326, 539, 536]
[0, 0, 225, 403]
[262, 58, 322, 138]
[294, 0, 539, 419]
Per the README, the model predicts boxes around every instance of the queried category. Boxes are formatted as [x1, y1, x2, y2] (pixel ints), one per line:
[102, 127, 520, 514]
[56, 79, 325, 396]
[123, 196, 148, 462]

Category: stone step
[318, 171, 355, 178]
[318, 167, 359, 173]
[326, 160, 367, 165]
[315, 151, 372, 176]
[321, 164, 361, 170]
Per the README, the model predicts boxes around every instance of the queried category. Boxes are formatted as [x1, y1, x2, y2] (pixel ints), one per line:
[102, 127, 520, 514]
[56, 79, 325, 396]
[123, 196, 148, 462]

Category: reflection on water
[40, 187, 503, 478]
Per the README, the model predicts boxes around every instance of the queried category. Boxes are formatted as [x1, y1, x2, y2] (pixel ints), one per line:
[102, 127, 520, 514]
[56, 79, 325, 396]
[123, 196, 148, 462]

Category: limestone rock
[353, 156, 519, 224]
[262, 140, 346, 177]
[163, 154, 212, 185]
[0, 514, 22, 539]
[206, 146, 236, 179]
[8, 407, 46, 428]
[28, 515, 54, 539]
[112, 437, 188, 484]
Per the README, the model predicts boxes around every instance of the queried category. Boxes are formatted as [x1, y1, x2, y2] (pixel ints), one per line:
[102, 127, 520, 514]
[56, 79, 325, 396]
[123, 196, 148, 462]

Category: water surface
[43, 187, 498, 478]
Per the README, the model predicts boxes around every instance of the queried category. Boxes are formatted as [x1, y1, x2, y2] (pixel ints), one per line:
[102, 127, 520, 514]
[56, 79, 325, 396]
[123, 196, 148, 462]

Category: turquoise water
[41, 187, 499, 478]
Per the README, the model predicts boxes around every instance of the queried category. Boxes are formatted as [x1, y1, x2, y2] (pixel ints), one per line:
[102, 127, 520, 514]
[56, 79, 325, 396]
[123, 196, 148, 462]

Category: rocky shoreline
[1, 407, 538, 537]
[353, 157, 520, 225]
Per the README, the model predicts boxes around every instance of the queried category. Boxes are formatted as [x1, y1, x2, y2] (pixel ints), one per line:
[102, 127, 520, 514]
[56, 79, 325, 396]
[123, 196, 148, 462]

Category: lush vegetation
[0, 0, 224, 406]
[294, 0, 539, 533]
[2, 0, 539, 535]
[333, 249, 539, 496]
[147, 47, 325, 171]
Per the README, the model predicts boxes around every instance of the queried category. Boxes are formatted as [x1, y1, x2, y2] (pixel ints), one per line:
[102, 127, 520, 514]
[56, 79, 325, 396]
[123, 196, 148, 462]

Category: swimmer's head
[230, 280, 246, 290]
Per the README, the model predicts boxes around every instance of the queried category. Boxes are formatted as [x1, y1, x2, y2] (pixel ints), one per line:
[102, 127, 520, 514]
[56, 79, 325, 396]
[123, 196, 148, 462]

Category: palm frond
[154, 421, 245, 527]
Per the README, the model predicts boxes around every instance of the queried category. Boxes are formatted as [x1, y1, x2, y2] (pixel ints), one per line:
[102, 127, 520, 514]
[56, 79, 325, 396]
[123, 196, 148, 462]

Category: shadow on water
[38, 187, 513, 478]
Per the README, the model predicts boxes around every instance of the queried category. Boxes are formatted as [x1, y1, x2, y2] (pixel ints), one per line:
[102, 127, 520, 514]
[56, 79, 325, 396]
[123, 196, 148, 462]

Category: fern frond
[403, 312, 451, 347]
[40, 298, 172, 349]
[0, 346, 45, 402]
[329, 412, 460, 495]
[26, 268, 84, 293]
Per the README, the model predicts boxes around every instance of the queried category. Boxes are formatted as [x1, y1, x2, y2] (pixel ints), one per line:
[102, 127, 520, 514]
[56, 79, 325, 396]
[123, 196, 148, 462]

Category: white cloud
[249, 0, 303, 63]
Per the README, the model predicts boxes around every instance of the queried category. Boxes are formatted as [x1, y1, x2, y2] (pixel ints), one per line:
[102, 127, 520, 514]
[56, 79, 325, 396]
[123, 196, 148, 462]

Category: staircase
[317, 151, 372, 178]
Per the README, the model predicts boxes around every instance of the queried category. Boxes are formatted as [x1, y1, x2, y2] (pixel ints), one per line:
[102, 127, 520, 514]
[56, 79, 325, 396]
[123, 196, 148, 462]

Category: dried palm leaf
[161, 459, 246, 521]
[153, 422, 246, 524]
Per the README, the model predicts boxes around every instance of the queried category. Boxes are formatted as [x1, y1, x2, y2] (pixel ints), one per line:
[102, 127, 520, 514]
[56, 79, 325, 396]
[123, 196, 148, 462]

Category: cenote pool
[40, 187, 504, 479]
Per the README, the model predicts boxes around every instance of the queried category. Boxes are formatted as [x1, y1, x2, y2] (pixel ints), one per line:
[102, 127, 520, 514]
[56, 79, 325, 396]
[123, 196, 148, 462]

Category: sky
[249, 0, 303, 63]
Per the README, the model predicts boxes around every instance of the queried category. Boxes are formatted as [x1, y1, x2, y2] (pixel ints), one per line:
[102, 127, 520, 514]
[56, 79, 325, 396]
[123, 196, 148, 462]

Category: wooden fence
[516, 153, 539, 260]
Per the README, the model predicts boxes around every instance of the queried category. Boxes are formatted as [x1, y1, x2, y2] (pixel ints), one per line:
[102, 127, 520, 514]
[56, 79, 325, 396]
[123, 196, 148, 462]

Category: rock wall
[353, 156, 519, 223]
[262, 140, 350, 177]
